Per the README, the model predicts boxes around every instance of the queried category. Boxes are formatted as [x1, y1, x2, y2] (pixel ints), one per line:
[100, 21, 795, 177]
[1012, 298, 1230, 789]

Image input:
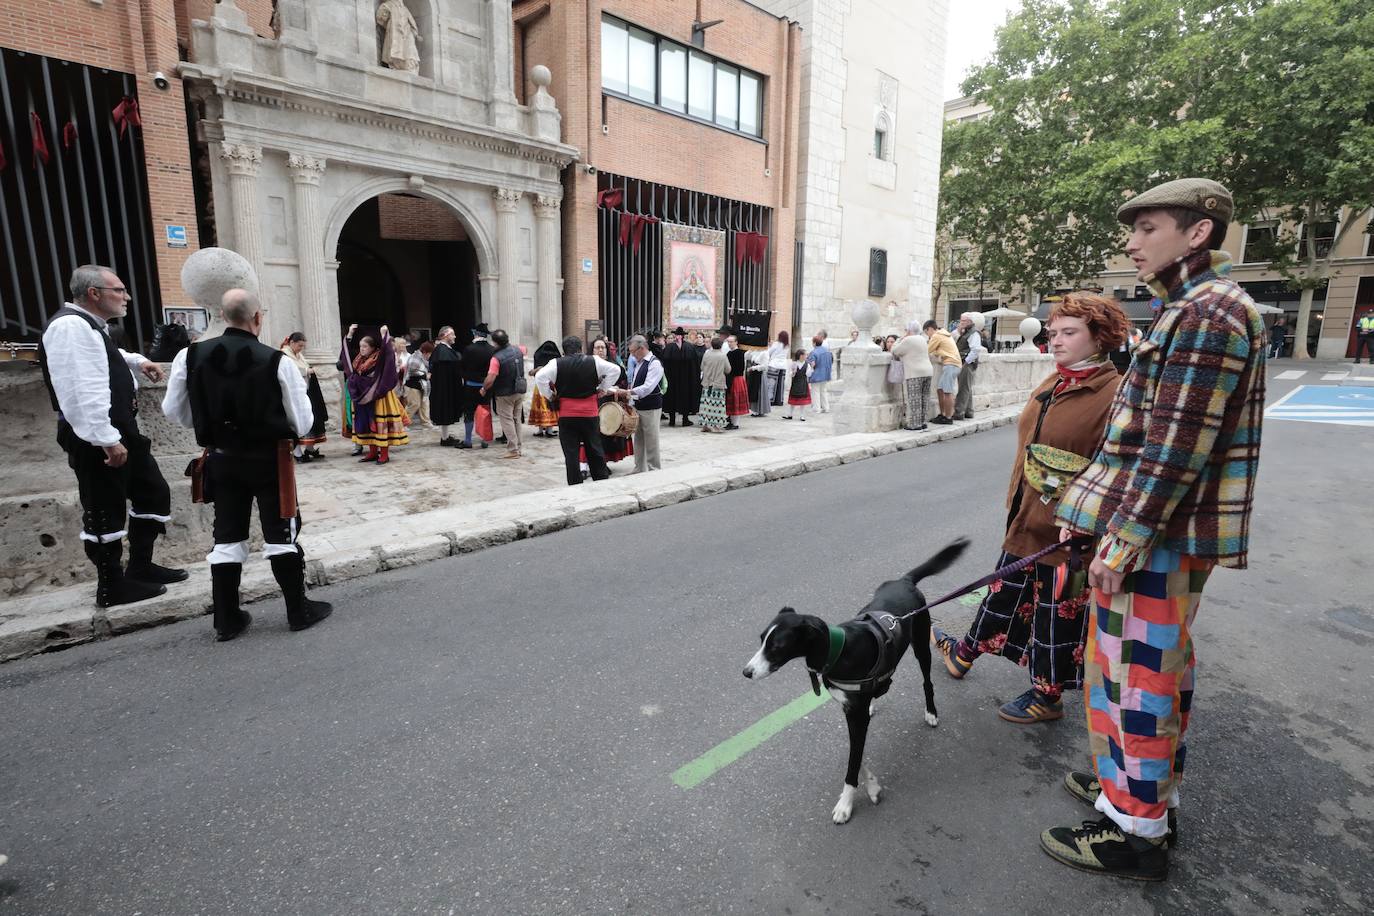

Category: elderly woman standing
[698, 337, 729, 433]
[932, 293, 1129, 724]
[281, 332, 328, 461]
[341, 324, 410, 465]
[891, 321, 934, 430]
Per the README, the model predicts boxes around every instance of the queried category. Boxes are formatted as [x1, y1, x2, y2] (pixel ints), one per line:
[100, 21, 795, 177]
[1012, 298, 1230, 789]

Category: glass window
[873, 128, 886, 160]
[715, 63, 739, 130]
[601, 19, 628, 95]
[659, 41, 687, 113]
[688, 51, 714, 120]
[1243, 222, 1276, 263]
[627, 26, 656, 102]
[739, 72, 761, 136]
[1300, 218, 1337, 259]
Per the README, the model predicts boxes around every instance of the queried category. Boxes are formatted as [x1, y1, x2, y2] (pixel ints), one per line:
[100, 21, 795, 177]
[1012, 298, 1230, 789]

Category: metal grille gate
[0, 49, 161, 347]
[597, 171, 772, 347]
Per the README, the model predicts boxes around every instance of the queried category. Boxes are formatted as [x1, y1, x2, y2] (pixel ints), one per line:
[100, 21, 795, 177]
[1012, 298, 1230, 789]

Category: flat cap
[1117, 178, 1233, 226]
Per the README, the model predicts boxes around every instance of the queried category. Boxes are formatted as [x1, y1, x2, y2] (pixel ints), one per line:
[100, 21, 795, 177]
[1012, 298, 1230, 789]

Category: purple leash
[893, 535, 1094, 622]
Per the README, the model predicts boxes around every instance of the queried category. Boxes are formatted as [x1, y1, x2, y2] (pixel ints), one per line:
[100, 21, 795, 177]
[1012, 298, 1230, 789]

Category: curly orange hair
[1048, 292, 1130, 352]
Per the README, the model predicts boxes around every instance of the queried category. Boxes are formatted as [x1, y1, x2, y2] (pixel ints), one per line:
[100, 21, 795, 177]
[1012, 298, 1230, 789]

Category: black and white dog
[742, 539, 969, 823]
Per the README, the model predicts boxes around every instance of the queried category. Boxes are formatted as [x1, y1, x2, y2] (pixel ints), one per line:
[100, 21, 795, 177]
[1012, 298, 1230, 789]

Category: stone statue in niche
[376, 0, 421, 73]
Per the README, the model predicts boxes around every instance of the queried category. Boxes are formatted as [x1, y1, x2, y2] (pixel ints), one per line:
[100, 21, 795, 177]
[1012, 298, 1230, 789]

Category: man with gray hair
[162, 288, 331, 641]
[624, 334, 664, 472]
[38, 264, 186, 607]
[953, 311, 984, 420]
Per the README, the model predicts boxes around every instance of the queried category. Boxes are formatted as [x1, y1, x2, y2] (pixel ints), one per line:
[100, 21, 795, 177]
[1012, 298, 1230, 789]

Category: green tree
[940, 0, 1374, 356]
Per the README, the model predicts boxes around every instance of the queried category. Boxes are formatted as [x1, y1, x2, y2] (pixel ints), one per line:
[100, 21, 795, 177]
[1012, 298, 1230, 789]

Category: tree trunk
[1292, 286, 1315, 359]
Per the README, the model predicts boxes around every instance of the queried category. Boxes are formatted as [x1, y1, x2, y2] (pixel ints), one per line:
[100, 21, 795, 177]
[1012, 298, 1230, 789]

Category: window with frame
[1243, 221, 1277, 263]
[869, 248, 888, 297]
[873, 127, 886, 160]
[1300, 217, 1338, 259]
[601, 15, 765, 138]
[948, 246, 974, 280]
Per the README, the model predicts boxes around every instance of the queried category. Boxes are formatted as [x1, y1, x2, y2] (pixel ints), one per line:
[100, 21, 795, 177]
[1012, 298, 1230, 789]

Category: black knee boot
[211, 563, 251, 641]
[126, 518, 189, 584]
[270, 548, 332, 632]
[85, 541, 165, 608]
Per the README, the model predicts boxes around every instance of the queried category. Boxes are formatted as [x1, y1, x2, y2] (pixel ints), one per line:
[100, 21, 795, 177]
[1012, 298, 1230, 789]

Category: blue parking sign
[165, 225, 187, 248]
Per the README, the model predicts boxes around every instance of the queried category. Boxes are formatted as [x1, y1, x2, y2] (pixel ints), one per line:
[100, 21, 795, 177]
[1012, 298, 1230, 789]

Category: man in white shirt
[162, 289, 331, 641]
[624, 334, 665, 472]
[534, 335, 622, 485]
[38, 265, 185, 607]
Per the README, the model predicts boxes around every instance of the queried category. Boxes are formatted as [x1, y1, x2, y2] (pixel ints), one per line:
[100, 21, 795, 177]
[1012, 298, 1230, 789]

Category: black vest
[633, 356, 662, 410]
[553, 355, 598, 399]
[38, 305, 138, 441]
[955, 330, 972, 360]
[186, 328, 296, 451]
[461, 340, 497, 383]
[490, 346, 522, 397]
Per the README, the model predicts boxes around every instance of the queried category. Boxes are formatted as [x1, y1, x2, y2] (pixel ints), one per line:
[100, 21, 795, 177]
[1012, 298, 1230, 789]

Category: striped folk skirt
[700, 385, 728, 428]
[352, 390, 411, 448]
[1086, 548, 1213, 839]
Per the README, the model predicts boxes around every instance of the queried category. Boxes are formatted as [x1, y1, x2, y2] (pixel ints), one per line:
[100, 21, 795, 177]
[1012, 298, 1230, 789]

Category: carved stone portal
[376, 0, 420, 73]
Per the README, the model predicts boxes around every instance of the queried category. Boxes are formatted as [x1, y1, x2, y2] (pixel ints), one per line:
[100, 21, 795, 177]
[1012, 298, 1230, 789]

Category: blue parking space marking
[1266, 385, 1374, 427]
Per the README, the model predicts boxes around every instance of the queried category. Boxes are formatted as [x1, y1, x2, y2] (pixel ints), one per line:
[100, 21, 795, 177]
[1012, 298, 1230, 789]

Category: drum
[598, 400, 639, 437]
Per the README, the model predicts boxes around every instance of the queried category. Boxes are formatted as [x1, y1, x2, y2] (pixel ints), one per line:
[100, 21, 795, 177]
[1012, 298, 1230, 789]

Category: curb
[0, 409, 1019, 664]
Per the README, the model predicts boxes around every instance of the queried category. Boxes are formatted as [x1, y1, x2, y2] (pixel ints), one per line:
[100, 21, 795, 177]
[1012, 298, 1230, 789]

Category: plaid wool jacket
[1055, 250, 1265, 570]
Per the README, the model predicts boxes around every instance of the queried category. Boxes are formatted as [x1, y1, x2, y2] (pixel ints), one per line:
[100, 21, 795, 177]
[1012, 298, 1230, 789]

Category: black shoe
[125, 561, 190, 585]
[456, 440, 472, 449]
[211, 562, 250, 640]
[215, 611, 252, 641]
[1064, 772, 1178, 848]
[288, 597, 333, 632]
[682, 419, 694, 427]
[931, 415, 954, 425]
[294, 453, 312, 464]
[125, 518, 188, 584]
[668, 419, 677, 427]
[496, 435, 507, 444]
[87, 541, 166, 608]
[964, 412, 975, 419]
[307, 449, 325, 459]
[270, 549, 333, 632]
[1040, 816, 1168, 881]
[726, 422, 739, 430]
[439, 437, 456, 447]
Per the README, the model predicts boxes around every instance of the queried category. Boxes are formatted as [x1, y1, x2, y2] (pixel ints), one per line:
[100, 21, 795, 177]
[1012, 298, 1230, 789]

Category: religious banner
[661, 223, 725, 333]
[729, 311, 771, 348]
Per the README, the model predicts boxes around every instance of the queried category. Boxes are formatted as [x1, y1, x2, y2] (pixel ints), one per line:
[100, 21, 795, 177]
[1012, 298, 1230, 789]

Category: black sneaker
[1040, 816, 1168, 881]
[931, 415, 954, 425]
[126, 561, 190, 585]
[1063, 772, 1178, 848]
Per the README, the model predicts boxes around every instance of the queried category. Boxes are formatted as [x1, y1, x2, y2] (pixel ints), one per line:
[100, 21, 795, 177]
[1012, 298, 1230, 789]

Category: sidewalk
[0, 405, 1022, 663]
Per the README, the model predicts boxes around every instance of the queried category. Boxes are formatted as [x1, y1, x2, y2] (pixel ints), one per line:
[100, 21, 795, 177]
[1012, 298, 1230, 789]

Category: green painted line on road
[957, 586, 988, 608]
[672, 689, 831, 789]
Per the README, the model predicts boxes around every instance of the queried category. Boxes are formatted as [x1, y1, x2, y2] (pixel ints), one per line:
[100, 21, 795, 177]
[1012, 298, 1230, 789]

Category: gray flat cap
[1117, 178, 1233, 226]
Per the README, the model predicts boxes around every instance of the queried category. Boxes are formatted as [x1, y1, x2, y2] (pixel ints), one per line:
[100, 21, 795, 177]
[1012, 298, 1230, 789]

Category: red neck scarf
[1052, 359, 1106, 396]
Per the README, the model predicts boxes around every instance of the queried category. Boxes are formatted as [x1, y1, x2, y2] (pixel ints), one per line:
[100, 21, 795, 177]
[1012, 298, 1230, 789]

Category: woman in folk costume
[341, 323, 409, 465]
[527, 339, 562, 437]
[723, 334, 749, 429]
[586, 337, 633, 466]
[280, 332, 327, 462]
[427, 325, 464, 446]
[931, 293, 1128, 724]
[698, 336, 729, 433]
[783, 348, 812, 420]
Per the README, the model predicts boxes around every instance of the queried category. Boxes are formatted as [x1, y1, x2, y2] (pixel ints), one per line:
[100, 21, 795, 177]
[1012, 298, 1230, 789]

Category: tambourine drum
[598, 401, 639, 437]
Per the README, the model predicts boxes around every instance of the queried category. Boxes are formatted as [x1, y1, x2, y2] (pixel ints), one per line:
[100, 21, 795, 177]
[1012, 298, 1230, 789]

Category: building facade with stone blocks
[180, 0, 577, 360]
[939, 95, 1374, 358]
[752, 0, 950, 345]
[515, 0, 801, 348]
[0, 0, 205, 351]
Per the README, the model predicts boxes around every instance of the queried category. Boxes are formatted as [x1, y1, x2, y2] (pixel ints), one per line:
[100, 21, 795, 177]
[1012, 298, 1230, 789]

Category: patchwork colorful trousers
[1086, 548, 1213, 838]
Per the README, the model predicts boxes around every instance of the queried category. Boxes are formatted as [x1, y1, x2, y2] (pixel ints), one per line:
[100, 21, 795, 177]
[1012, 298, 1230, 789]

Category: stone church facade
[181, 0, 578, 361]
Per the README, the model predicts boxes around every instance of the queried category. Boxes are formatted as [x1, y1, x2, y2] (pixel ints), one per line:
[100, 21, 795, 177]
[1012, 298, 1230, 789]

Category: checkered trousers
[1086, 548, 1213, 838]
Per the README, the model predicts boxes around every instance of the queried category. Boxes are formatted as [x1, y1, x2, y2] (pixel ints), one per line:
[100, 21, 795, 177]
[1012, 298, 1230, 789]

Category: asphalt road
[2, 373, 1371, 916]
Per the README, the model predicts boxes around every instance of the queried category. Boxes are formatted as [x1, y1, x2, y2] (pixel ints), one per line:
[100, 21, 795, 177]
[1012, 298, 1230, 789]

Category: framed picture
[661, 223, 726, 333]
[409, 327, 431, 342]
[162, 306, 210, 335]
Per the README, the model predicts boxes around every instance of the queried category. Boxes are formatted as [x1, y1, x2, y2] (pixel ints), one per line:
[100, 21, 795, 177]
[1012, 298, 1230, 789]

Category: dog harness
[808, 612, 909, 695]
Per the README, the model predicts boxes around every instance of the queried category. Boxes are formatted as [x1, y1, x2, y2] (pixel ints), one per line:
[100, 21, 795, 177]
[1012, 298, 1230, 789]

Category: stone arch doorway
[334, 192, 482, 344]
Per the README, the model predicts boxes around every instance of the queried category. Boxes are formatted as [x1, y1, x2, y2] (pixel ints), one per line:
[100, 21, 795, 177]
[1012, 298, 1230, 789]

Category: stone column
[533, 194, 562, 344]
[288, 154, 333, 363]
[492, 188, 523, 345]
[219, 143, 269, 331]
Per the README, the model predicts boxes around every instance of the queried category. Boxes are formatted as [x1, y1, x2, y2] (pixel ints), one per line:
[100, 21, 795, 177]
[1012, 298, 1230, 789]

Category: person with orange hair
[932, 292, 1129, 725]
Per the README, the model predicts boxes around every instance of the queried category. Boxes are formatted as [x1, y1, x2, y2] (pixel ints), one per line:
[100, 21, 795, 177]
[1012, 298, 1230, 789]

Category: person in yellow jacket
[1354, 311, 1374, 363]
[923, 319, 963, 423]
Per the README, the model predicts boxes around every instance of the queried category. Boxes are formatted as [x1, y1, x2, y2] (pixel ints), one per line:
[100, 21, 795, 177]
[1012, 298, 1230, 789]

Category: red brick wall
[180, 0, 275, 44]
[526, 0, 800, 338]
[378, 193, 467, 242]
[1, 1, 202, 308]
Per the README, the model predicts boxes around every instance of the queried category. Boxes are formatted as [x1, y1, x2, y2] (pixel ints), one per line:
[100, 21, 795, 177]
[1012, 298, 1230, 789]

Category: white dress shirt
[41, 302, 148, 447]
[534, 354, 621, 401]
[963, 330, 983, 365]
[162, 337, 314, 439]
[627, 352, 664, 399]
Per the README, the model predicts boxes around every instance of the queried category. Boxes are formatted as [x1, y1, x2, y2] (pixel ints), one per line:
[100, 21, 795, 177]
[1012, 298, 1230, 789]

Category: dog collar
[807, 626, 847, 697]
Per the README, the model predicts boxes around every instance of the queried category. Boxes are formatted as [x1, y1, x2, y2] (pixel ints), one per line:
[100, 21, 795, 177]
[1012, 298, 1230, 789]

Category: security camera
[153, 71, 170, 90]
[585, 164, 597, 175]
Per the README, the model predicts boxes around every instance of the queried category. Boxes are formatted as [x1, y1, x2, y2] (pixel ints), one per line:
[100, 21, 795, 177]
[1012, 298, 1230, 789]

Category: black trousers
[558, 416, 608, 486]
[58, 423, 171, 541]
[461, 384, 489, 421]
[207, 452, 298, 558]
[1355, 333, 1374, 361]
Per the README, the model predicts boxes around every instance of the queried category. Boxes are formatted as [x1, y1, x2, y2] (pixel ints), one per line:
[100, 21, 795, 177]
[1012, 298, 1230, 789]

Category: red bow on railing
[617, 212, 659, 254]
[31, 113, 51, 167]
[112, 96, 142, 138]
[596, 187, 624, 209]
[734, 231, 769, 266]
[62, 121, 78, 150]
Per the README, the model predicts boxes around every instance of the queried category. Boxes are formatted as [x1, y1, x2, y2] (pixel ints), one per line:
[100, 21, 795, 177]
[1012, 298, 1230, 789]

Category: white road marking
[1321, 372, 1349, 381]
[1275, 370, 1306, 380]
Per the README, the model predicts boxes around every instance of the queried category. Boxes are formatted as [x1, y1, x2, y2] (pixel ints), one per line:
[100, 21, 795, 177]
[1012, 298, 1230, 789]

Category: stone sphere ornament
[1017, 316, 1042, 352]
[530, 65, 552, 89]
[180, 247, 259, 308]
[850, 298, 881, 347]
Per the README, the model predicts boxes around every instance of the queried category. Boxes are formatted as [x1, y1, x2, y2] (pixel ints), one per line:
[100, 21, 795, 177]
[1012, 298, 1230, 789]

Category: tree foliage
[940, 0, 1374, 354]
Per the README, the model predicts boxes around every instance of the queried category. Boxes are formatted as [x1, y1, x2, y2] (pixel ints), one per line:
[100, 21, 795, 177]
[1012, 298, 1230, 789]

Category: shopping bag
[475, 404, 494, 442]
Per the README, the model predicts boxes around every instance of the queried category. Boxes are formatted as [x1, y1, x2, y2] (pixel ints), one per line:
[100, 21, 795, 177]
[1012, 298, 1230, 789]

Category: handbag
[886, 359, 905, 384]
[475, 404, 494, 442]
[1021, 390, 1091, 503]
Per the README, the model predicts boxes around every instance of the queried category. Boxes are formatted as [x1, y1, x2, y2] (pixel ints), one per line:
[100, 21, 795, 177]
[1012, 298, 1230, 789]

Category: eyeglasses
[93, 286, 130, 296]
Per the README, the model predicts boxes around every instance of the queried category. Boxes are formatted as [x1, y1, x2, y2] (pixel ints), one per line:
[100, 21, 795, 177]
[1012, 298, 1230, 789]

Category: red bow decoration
[596, 187, 624, 209]
[734, 231, 769, 266]
[31, 113, 51, 167]
[617, 212, 659, 254]
[62, 121, 78, 150]
[112, 96, 142, 138]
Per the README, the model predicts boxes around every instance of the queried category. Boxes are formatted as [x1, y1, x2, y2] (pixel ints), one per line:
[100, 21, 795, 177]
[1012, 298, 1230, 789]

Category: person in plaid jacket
[1039, 178, 1266, 881]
